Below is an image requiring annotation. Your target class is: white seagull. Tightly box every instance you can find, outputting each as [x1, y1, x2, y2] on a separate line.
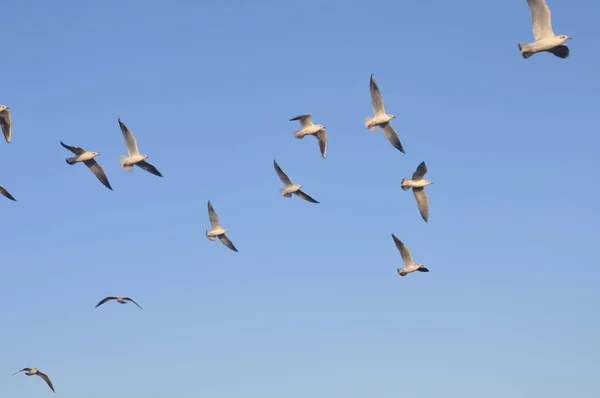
[391, 234, 429, 277]
[401, 161, 434, 222]
[289, 114, 327, 158]
[118, 118, 163, 177]
[364, 74, 405, 153]
[518, 0, 571, 59]
[0, 104, 11, 143]
[60, 141, 113, 191]
[273, 160, 319, 203]
[0, 185, 16, 201]
[206, 200, 238, 252]
[95, 296, 143, 309]
[12, 367, 55, 393]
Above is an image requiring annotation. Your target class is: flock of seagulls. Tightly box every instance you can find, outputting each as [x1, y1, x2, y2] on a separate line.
[4, 0, 572, 393]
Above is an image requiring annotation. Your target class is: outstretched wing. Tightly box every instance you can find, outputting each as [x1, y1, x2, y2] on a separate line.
[369, 74, 386, 115]
[289, 114, 313, 129]
[60, 141, 86, 155]
[0, 107, 12, 143]
[12, 368, 30, 376]
[411, 161, 427, 180]
[391, 234, 415, 267]
[118, 119, 140, 156]
[218, 234, 238, 252]
[83, 159, 113, 190]
[123, 297, 143, 310]
[527, 0, 554, 40]
[413, 188, 429, 222]
[380, 122, 405, 153]
[316, 130, 327, 158]
[36, 371, 55, 393]
[273, 160, 293, 187]
[135, 160, 163, 177]
[0, 185, 16, 201]
[95, 296, 117, 308]
[295, 190, 319, 204]
[547, 44, 569, 58]
[207, 200, 221, 228]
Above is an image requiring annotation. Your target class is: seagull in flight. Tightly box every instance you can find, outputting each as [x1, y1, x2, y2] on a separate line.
[401, 161, 434, 222]
[0, 185, 16, 201]
[364, 74, 405, 153]
[0, 104, 12, 143]
[118, 118, 163, 177]
[273, 160, 319, 203]
[518, 0, 571, 59]
[391, 234, 430, 277]
[12, 367, 55, 393]
[95, 296, 143, 310]
[206, 200, 238, 252]
[289, 114, 327, 158]
[60, 141, 113, 191]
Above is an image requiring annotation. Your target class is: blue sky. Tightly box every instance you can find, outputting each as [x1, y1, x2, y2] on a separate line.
[1, 0, 599, 396]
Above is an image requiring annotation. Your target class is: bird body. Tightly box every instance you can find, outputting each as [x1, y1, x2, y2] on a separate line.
[400, 178, 433, 189]
[65, 151, 98, 165]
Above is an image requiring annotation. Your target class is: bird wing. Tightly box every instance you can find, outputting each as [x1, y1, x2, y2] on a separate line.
[12, 368, 30, 376]
[527, 0, 554, 40]
[392, 234, 415, 267]
[36, 371, 55, 393]
[413, 187, 429, 222]
[0, 185, 16, 201]
[289, 114, 313, 129]
[60, 141, 86, 155]
[273, 160, 293, 187]
[95, 296, 117, 307]
[218, 234, 238, 252]
[207, 200, 221, 228]
[83, 159, 113, 191]
[369, 74, 386, 115]
[135, 160, 163, 177]
[316, 129, 327, 158]
[0, 107, 11, 143]
[118, 119, 140, 156]
[123, 297, 143, 310]
[295, 189, 319, 204]
[411, 161, 427, 180]
[547, 44, 569, 58]
[380, 122, 405, 153]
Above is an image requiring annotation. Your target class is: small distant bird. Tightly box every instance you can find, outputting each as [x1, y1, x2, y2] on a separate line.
[518, 0, 571, 59]
[118, 118, 163, 177]
[12, 367, 55, 393]
[289, 114, 327, 158]
[206, 200, 238, 252]
[391, 234, 429, 277]
[401, 161, 434, 222]
[0, 104, 11, 143]
[60, 141, 113, 191]
[0, 185, 16, 201]
[95, 296, 143, 309]
[273, 160, 319, 203]
[364, 74, 405, 153]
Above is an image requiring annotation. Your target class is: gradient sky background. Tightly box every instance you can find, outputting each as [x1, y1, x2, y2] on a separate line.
[1, 1, 598, 397]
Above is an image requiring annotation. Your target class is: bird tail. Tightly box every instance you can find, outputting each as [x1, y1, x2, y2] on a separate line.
[365, 116, 378, 132]
[397, 268, 407, 277]
[293, 130, 304, 139]
[206, 229, 216, 241]
[65, 157, 77, 165]
[518, 43, 533, 59]
[280, 189, 292, 198]
[120, 155, 134, 171]
[400, 178, 410, 191]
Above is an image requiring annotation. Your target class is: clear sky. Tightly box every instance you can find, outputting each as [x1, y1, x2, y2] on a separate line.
[1, 0, 599, 397]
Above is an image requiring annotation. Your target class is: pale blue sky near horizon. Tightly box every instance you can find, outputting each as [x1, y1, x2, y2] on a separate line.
[1, 1, 599, 397]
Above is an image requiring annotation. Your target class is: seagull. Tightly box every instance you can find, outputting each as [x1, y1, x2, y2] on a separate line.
[391, 234, 429, 277]
[118, 118, 163, 177]
[0, 104, 11, 143]
[273, 160, 319, 203]
[60, 141, 113, 191]
[12, 368, 55, 393]
[206, 200, 238, 252]
[289, 114, 327, 158]
[518, 0, 571, 59]
[364, 74, 405, 153]
[95, 296, 143, 309]
[0, 185, 16, 201]
[401, 161, 434, 222]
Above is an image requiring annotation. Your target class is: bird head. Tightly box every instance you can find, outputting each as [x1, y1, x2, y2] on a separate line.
[141, 154, 149, 159]
[0, 105, 8, 112]
[559, 35, 572, 42]
[90, 152, 100, 158]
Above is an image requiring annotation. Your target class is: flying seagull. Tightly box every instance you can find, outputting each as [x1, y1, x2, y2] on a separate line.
[206, 200, 238, 252]
[391, 234, 429, 277]
[95, 296, 143, 309]
[401, 161, 434, 222]
[273, 160, 319, 203]
[60, 141, 113, 191]
[0, 104, 11, 143]
[0, 185, 16, 201]
[118, 118, 163, 177]
[364, 74, 405, 153]
[518, 0, 571, 59]
[12, 368, 55, 393]
[289, 114, 327, 158]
